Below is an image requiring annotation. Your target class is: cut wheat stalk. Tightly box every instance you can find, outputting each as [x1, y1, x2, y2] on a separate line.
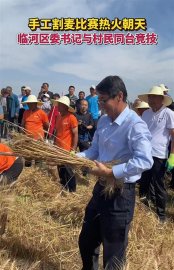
[8, 133, 123, 196]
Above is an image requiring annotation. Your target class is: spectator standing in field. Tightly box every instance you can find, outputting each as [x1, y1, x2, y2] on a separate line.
[86, 85, 99, 137]
[75, 99, 93, 151]
[18, 86, 26, 126]
[160, 83, 174, 190]
[41, 93, 51, 115]
[76, 91, 86, 112]
[6, 86, 20, 131]
[54, 96, 78, 192]
[134, 100, 149, 116]
[38, 82, 54, 100]
[0, 88, 9, 138]
[48, 94, 60, 138]
[138, 86, 174, 222]
[66, 85, 78, 110]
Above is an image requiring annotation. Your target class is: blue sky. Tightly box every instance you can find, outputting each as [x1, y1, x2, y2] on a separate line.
[0, 0, 174, 101]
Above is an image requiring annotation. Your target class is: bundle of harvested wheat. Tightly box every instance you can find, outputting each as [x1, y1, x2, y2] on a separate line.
[8, 133, 122, 196]
[9, 133, 96, 170]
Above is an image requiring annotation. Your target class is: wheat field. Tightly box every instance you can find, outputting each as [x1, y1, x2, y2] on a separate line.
[0, 166, 173, 270]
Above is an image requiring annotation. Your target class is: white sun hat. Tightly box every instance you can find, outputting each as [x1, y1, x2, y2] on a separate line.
[21, 95, 43, 106]
[134, 101, 150, 109]
[138, 86, 172, 107]
[159, 84, 170, 92]
[52, 96, 75, 112]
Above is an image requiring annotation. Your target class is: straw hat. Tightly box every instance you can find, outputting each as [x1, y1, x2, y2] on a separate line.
[22, 95, 43, 106]
[52, 96, 75, 113]
[138, 86, 172, 107]
[159, 84, 170, 92]
[134, 101, 149, 109]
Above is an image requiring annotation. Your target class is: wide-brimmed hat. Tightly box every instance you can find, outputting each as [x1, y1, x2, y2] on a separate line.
[52, 96, 75, 113]
[159, 84, 170, 92]
[134, 101, 149, 109]
[22, 95, 43, 106]
[138, 86, 172, 107]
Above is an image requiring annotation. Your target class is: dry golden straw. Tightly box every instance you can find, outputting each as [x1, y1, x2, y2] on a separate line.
[8, 133, 122, 196]
[9, 133, 96, 170]
[0, 168, 173, 269]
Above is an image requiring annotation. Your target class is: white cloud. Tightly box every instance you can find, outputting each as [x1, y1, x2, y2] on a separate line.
[0, 0, 174, 101]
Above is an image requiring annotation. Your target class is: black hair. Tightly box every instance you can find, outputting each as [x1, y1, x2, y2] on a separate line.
[96, 75, 127, 102]
[43, 82, 49, 87]
[69, 85, 75, 90]
[53, 93, 60, 98]
[79, 91, 85, 95]
[6, 86, 12, 91]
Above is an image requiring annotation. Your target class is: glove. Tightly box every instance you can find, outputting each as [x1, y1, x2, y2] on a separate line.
[70, 150, 76, 156]
[166, 153, 174, 172]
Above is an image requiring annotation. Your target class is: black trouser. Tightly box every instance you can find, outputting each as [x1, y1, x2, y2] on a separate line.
[139, 156, 167, 221]
[170, 169, 174, 188]
[0, 157, 23, 185]
[18, 108, 25, 126]
[79, 181, 135, 270]
[89, 119, 98, 139]
[58, 166, 76, 192]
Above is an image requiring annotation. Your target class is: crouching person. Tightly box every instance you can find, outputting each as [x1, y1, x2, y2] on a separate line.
[0, 142, 23, 185]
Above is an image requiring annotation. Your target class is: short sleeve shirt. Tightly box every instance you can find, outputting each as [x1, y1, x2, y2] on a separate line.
[0, 144, 16, 174]
[55, 113, 78, 151]
[23, 109, 49, 140]
[142, 106, 174, 158]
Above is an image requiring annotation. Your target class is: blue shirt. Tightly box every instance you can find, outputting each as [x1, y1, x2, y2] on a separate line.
[77, 106, 153, 183]
[86, 95, 99, 120]
[21, 96, 29, 110]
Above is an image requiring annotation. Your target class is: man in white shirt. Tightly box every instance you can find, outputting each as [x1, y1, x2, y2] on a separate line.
[138, 85, 174, 222]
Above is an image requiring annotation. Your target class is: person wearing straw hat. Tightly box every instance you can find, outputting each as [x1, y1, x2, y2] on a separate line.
[54, 96, 78, 192]
[160, 84, 174, 190]
[134, 100, 149, 116]
[21, 95, 49, 140]
[138, 85, 174, 222]
[77, 75, 153, 270]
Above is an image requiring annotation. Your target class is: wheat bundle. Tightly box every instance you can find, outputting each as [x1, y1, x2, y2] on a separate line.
[9, 133, 96, 170]
[7, 133, 123, 196]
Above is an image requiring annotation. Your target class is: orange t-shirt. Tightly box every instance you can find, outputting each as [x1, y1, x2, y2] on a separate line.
[0, 144, 16, 174]
[55, 113, 78, 151]
[23, 109, 49, 140]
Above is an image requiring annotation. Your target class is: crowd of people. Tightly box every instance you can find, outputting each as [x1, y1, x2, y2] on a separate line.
[0, 78, 174, 269]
